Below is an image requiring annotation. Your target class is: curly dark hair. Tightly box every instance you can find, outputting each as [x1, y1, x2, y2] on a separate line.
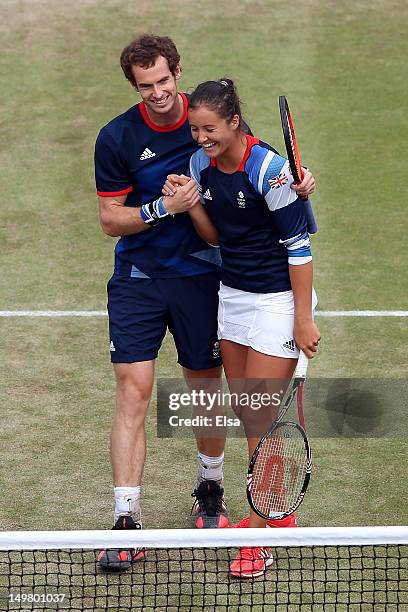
[120, 34, 181, 87]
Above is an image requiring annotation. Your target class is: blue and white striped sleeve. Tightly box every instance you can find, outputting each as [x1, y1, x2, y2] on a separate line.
[189, 149, 210, 203]
[257, 151, 298, 212]
[257, 150, 312, 265]
[248, 145, 317, 235]
[279, 232, 312, 266]
[189, 151, 201, 189]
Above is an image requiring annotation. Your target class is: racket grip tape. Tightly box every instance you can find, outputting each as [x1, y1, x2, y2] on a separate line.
[294, 350, 309, 379]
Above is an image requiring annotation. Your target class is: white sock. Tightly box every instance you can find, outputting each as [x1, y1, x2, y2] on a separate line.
[196, 452, 224, 488]
[114, 486, 141, 524]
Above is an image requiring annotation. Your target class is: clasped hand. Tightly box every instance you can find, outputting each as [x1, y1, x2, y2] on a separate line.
[162, 174, 199, 214]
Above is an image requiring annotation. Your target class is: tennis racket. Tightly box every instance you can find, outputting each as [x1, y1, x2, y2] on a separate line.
[246, 351, 312, 520]
[279, 95, 304, 185]
[279, 95, 318, 233]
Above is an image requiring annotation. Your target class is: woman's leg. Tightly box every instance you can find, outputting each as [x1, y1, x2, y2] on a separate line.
[244, 349, 297, 527]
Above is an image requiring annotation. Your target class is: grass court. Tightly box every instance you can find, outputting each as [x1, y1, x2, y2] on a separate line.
[0, 0, 407, 534]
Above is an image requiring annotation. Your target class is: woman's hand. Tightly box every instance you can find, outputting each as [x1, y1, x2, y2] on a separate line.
[162, 177, 200, 214]
[294, 319, 321, 359]
[291, 168, 315, 197]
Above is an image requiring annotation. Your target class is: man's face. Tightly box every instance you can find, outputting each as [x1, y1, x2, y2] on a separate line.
[132, 55, 180, 118]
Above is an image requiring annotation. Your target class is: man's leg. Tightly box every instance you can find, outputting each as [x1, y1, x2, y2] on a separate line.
[164, 272, 226, 527]
[111, 360, 155, 508]
[98, 360, 155, 570]
[106, 275, 168, 517]
[183, 366, 224, 458]
[183, 365, 229, 528]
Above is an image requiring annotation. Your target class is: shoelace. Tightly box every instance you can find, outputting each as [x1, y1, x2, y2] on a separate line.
[191, 482, 223, 517]
[111, 517, 143, 555]
[112, 516, 142, 530]
[238, 546, 265, 560]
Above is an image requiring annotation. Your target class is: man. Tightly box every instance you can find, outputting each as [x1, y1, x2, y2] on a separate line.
[94, 34, 315, 570]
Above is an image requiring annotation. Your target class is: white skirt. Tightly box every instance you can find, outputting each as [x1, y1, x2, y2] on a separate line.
[217, 283, 318, 358]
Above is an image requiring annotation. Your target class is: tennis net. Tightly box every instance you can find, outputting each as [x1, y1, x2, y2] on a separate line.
[0, 526, 407, 611]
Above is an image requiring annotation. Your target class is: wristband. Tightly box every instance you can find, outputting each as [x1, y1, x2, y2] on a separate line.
[140, 197, 169, 226]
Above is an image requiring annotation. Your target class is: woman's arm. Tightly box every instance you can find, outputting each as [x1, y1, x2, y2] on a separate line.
[255, 151, 320, 358]
[188, 201, 219, 246]
[163, 173, 219, 246]
[289, 262, 320, 358]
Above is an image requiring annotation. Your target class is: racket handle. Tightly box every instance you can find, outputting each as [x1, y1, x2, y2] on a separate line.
[294, 350, 309, 380]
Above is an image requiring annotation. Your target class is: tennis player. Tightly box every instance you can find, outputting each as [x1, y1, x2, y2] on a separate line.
[95, 34, 316, 571]
[163, 78, 320, 578]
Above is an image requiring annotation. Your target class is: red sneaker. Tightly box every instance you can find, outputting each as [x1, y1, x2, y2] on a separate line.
[266, 513, 299, 528]
[229, 546, 273, 578]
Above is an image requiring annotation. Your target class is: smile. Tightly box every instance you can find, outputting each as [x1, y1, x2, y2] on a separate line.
[202, 142, 217, 149]
[152, 95, 170, 106]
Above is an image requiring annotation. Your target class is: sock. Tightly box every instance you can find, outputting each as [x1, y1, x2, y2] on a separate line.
[114, 486, 141, 525]
[196, 452, 224, 488]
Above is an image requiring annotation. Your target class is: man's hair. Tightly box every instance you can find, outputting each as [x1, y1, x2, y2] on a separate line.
[120, 34, 180, 87]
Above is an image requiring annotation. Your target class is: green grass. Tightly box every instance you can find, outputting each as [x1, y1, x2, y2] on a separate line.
[0, 317, 406, 532]
[0, 1, 407, 602]
[1, 0, 407, 309]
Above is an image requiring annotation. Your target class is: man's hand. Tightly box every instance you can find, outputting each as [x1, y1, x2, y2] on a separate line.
[163, 177, 200, 214]
[291, 168, 315, 198]
[162, 174, 190, 196]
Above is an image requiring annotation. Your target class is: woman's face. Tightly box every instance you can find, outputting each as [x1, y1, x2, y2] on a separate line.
[189, 105, 240, 159]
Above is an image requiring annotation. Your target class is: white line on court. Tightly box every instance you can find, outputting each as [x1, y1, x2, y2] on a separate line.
[0, 311, 407, 318]
[317, 311, 408, 317]
[0, 311, 107, 317]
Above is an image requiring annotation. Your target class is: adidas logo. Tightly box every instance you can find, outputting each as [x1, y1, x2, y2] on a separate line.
[283, 339, 295, 351]
[203, 189, 213, 200]
[139, 148, 156, 160]
[110, 341, 116, 352]
[237, 191, 246, 208]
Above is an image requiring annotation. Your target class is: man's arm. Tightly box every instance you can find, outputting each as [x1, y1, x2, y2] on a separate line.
[99, 194, 147, 237]
[98, 180, 201, 237]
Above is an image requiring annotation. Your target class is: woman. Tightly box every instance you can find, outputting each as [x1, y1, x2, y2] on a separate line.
[164, 79, 320, 578]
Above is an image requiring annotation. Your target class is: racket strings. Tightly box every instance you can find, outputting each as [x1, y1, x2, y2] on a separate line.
[277, 389, 295, 421]
[251, 427, 308, 517]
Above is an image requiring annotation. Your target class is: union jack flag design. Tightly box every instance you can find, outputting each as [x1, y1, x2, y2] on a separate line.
[268, 173, 288, 189]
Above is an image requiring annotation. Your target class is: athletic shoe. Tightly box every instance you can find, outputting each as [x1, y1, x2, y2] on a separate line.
[191, 480, 229, 528]
[98, 514, 146, 571]
[229, 546, 273, 578]
[267, 513, 299, 528]
[229, 513, 298, 529]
